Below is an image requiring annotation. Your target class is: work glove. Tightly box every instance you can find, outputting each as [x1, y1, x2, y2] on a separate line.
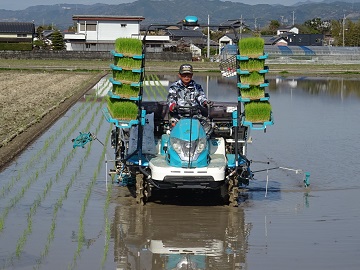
[203, 100, 213, 107]
[169, 102, 177, 112]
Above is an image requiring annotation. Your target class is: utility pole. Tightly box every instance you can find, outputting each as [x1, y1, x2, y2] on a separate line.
[292, 11, 295, 26]
[239, 15, 243, 40]
[207, 14, 210, 59]
[342, 14, 346, 47]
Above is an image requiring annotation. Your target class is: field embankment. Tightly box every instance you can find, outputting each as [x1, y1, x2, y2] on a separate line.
[0, 70, 105, 169]
[1, 58, 360, 74]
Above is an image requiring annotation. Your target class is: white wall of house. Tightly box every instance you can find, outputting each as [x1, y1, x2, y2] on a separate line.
[77, 20, 140, 41]
[218, 35, 234, 55]
[277, 26, 299, 36]
[190, 44, 202, 57]
[65, 16, 144, 51]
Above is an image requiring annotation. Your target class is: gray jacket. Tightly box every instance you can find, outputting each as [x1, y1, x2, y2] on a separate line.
[167, 79, 208, 108]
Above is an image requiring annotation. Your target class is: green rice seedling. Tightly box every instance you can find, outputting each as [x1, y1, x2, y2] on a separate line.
[239, 59, 265, 72]
[144, 76, 156, 101]
[114, 57, 142, 69]
[151, 74, 167, 100]
[107, 97, 139, 120]
[32, 91, 107, 270]
[244, 101, 272, 122]
[70, 126, 111, 270]
[0, 98, 89, 200]
[113, 69, 141, 83]
[115, 38, 142, 56]
[112, 83, 140, 98]
[101, 173, 113, 269]
[240, 85, 265, 100]
[238, 37, 264, 58]
[12, 99, 106, 258]
[240, 72, 265, 85]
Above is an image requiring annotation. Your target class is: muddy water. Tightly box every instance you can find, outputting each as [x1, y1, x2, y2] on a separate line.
[0, 74, 359, 269]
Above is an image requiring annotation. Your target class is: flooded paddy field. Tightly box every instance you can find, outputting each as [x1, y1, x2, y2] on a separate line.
[0, 73, 359, 269]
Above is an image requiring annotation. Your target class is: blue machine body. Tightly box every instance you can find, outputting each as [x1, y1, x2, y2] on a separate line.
[166, 118, 209, 168]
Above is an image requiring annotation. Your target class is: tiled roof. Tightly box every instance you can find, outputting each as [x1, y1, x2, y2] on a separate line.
[166, 29, 205, 38]
[0, 22, 35, 33]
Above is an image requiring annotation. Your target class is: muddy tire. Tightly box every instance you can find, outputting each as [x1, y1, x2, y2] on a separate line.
[228, 178, 239, 207]
[135, 174, 145, 205]
[219, 183, 229, 204]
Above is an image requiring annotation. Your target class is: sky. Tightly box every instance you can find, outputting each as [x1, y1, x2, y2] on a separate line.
[0, 0, 329, 11]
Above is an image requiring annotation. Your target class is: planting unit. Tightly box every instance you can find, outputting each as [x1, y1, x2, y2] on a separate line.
[104, 38, 145, 127]
[237, 38, 274, 130]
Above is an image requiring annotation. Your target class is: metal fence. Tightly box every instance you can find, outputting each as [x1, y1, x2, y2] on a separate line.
[220, 44, 360, 64]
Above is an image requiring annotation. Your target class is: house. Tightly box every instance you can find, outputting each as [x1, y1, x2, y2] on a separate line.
[284, 33, 324, 46]
[263, 36, 288, 46]
[165, 29, 205, 42]
[0, 22, 35, 50]
[277, 26, 299, 36]
[64, 15, 145, 51]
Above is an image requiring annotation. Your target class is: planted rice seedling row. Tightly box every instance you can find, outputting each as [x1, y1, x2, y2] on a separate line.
[70, 125, 111, 270]
[0, 94, 95, 201]
[100, 172, 114, 269]
[150, 74, 168, 99]
[30, 97, 107, 269]
[34, 135, 94, 270]
[2, 98, 106, 263]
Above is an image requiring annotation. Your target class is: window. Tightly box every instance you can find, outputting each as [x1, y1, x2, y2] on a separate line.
[121, 24, 127, 27]
[86, 24, 96, 31]
[17, 34, 27, 37]
[79, 23, 96, 31]
[86, 44, 91, 48]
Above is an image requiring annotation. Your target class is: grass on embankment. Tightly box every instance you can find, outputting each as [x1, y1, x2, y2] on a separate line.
[1, 59, 360, 75]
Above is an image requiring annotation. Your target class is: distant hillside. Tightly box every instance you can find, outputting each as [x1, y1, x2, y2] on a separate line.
[0, 0, 359, 30]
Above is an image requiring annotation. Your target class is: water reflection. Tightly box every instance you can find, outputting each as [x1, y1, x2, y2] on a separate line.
[270, 76, 360, 100]
[152, 73, 360, 102]
[112, 201, 250, 270]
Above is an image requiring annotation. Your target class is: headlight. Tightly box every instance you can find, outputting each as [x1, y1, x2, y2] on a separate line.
[196, 138, 206, 153]
[171, 138, 182, 153]
[170, 137, 206, 158]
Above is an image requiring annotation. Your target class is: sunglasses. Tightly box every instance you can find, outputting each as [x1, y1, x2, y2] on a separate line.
[180, 73, 193, 78]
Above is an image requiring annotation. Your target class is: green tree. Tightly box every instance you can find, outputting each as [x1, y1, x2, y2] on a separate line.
[302, 18, 331, 34]
[330, 19, 360, 46]
[260, 20, 280, 35]
[51, 30, 65, 50]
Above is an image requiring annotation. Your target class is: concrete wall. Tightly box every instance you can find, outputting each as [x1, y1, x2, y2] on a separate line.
[0, 50, 192, 61]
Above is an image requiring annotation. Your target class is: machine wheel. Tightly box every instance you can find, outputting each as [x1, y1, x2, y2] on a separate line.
[228, 177, 239, 207]
[135, 174, 146, 205]
[219, 183, 229, 204]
